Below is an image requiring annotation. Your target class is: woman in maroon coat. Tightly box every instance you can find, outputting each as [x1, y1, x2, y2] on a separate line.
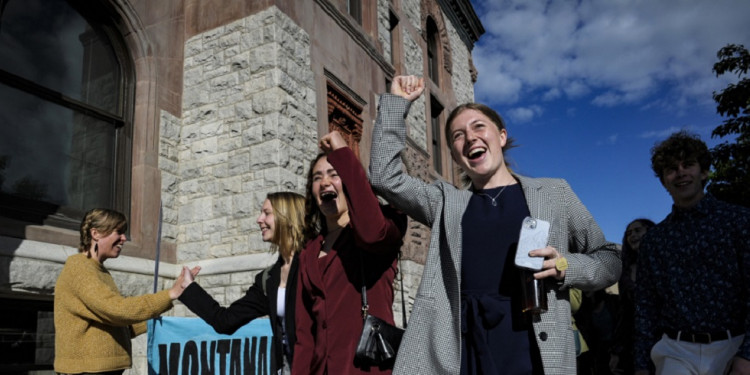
[292, 131, 407, 375]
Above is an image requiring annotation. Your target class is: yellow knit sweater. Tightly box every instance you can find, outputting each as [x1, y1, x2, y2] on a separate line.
[54, 253, 173, 373]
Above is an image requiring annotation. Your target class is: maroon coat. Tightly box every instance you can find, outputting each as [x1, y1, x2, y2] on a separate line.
[293, 147, 406, 375]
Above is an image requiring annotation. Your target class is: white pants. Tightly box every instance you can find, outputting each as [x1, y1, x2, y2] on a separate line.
[651, 333, 744, 375]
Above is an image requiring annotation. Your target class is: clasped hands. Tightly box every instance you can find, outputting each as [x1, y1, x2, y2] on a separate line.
[168, 265, 202, 299]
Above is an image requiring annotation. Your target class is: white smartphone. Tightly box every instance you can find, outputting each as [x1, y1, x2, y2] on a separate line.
[514, 217, 550, 271]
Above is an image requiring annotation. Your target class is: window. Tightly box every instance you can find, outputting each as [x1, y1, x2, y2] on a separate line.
[430, 96, 444, 174]
[0, 0, 131, 228]
[348, 0, 362, 24]
[388, 11, 399, 66]
[426, 17, 440, 86]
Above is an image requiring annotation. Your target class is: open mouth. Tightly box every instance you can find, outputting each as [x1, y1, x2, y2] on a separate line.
[320, 191, 337, 202]
[467, 147, 486, 160]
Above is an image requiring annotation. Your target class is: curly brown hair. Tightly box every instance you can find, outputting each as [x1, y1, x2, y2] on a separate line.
[650, 130, 711, 184]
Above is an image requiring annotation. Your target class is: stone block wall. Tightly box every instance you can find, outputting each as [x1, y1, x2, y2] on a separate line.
[161, 6, 318, 266]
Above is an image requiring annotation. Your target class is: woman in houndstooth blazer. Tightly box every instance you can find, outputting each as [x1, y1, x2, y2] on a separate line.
[369, 76, 621, 375]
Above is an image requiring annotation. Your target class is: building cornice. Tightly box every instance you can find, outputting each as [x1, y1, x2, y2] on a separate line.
[437, 0, 485, 49]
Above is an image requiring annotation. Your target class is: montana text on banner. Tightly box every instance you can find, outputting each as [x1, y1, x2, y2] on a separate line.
[147, 316, 273, 375]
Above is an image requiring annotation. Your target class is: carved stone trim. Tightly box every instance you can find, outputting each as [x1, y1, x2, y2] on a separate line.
[326, 80, 364, 157]
[421, 0, 453, 75]
[469, 54, 478, 83]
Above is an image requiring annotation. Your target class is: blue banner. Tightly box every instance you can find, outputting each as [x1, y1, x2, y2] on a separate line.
[147, 317, 273, 375]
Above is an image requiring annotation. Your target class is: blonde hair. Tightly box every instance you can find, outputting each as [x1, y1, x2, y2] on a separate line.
[79, 208, 128, 254]
[266, 192, 307, 259]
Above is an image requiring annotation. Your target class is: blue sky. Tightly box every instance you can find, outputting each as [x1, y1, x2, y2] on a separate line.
[469, 0, 750, 243]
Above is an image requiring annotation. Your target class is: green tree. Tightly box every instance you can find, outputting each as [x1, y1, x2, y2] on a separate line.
[707, 44, 750, 207]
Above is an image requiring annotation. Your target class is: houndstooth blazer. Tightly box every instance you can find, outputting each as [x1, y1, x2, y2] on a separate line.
[369, 94, 621, 375]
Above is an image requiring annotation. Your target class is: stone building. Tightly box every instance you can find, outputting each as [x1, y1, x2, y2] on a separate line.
[0, 0, 483, 373]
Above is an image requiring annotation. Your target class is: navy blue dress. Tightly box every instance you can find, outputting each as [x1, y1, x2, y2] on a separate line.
[460, 184, 543, 375]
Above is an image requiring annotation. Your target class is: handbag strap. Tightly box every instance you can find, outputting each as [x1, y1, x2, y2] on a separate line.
[359, 254, 369, 319]
[398, 252, 407, 328]
[359, 251, 407, 328]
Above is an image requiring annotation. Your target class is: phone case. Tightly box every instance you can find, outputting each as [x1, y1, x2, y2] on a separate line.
[514, 217, 550, 271]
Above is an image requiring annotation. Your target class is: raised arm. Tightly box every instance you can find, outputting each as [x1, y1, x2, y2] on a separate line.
[320, 133, 405, 253]
[368, 75, 443, 226]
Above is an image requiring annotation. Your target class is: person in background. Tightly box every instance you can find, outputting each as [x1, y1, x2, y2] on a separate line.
[634, 131, 750, 375]
[369, 75, 621, 374]
[577, 289, 619, 375]
[292, 131, 406, 375]
[610, 218, 654, 374]
[54, 208, 193, 375]
[571, 288, 592, 374]
[180, 192, 307, 375]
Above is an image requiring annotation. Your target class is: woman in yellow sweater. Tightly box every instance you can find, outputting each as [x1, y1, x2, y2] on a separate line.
[54, 208, 192, 375]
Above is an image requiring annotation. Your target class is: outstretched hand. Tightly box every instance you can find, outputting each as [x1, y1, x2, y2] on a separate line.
[391, 75, 425, 102]
[319, 131, 348, 154]
[169, 265, 201, 299]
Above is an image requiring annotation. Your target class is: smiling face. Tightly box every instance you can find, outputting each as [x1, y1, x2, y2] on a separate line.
[92, 228, 127, 263]
[448, 108, 508, 188]
[661, 159, 707, 208]
[256, 199, 275, 243]
[625, 221, 649, 251]
[311, 156, 349, 224]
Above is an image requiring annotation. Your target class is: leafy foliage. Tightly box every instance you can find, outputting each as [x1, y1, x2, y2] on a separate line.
[707, 44, 750, 207]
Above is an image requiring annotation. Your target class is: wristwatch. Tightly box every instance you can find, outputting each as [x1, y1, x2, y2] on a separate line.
[555, 257, 568, 272]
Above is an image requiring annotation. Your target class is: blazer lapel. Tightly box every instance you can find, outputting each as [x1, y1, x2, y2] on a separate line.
[305, 235, 326, 292]
[516, 174, 546, 220]
[443, 185, 471, 275]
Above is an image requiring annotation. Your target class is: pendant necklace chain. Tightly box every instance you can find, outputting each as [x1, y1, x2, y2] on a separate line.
[476, 185, 508, 206]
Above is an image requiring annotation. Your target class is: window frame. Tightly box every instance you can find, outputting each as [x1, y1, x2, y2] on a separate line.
[426, 17, 440, 87]
[430, 95, 444, 175]
[0, 0, 134, 231]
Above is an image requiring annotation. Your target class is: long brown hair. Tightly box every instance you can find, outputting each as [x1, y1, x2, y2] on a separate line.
[266, 192, 306, 259]
[304, 153, 327, 240]
[79, 208, 128, 255]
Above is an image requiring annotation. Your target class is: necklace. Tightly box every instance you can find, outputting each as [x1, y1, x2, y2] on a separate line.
[475, 185, 508, 206]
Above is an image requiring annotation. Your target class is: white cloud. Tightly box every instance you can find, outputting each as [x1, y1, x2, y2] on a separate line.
[506, 105, 544, 123]
[563, 80, 590, 99]
[542, 88, 561, 101]
[471, 0, 750, 111]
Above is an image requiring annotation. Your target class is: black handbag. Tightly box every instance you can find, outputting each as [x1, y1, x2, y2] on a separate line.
[354, 254, 406, 366]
